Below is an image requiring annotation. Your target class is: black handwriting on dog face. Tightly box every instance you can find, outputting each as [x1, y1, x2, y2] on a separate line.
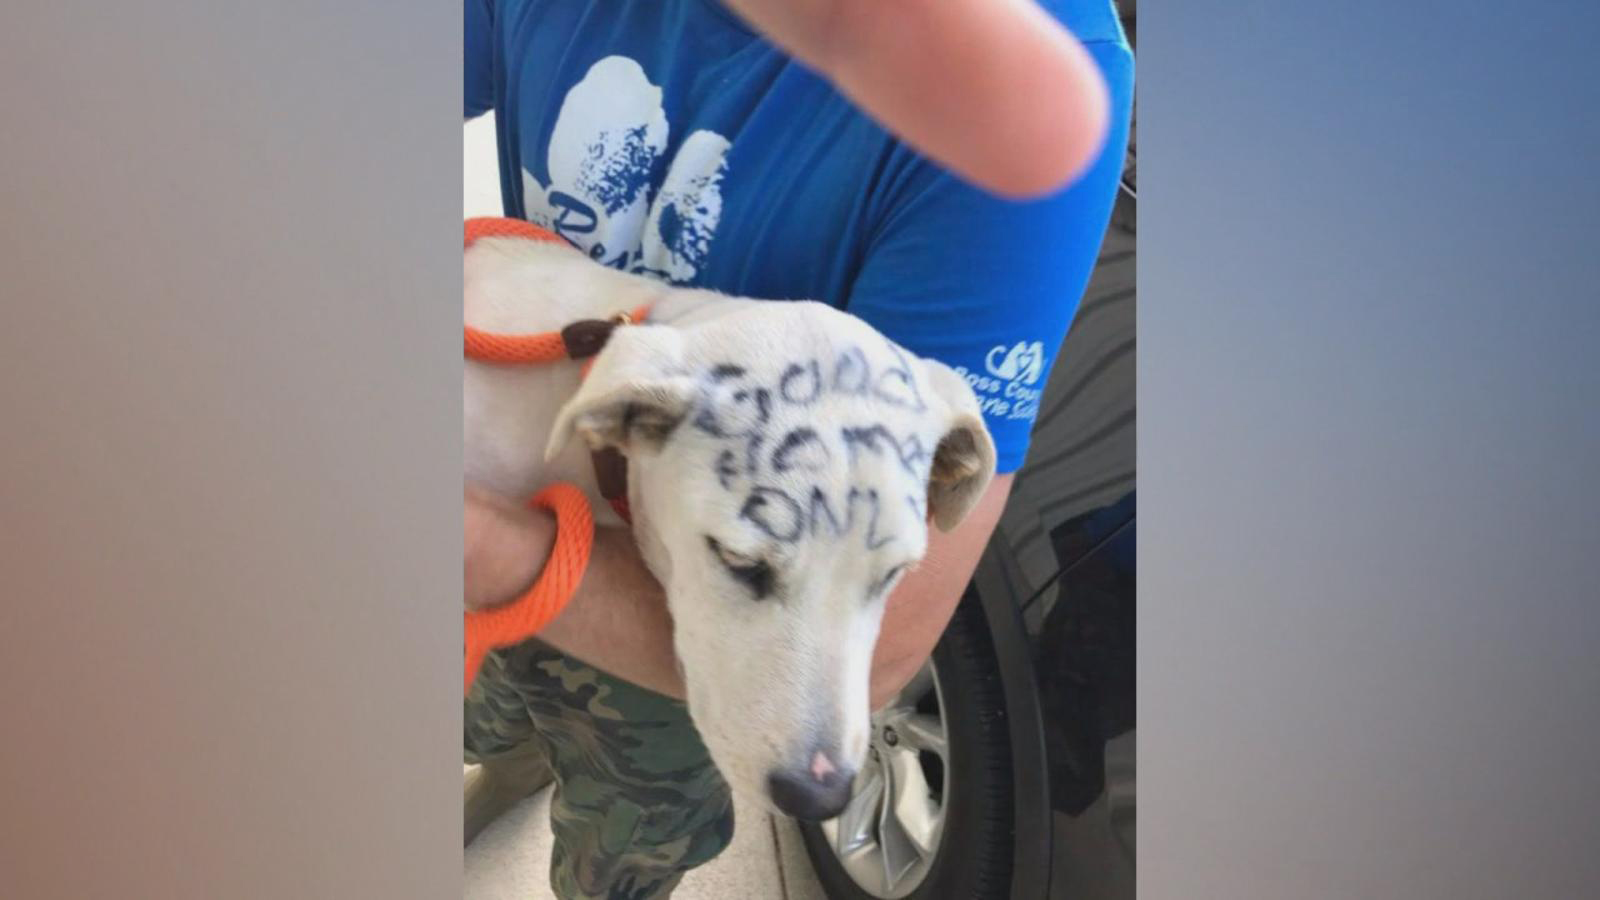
[699, 344, 925, 430]
[739, 484, 897, 550]
[831, 347, 872, 396]
[871, 344, 927, 411]
[740, 486, 805, 544]
[715, 448, 740, 491]
[712, 420, 930, 491]
[840, 425, 931, 479]
[778, 360, 823, 406]
[905, 492, 925, 521]
[825, 344, 927, 412]
[694, 365, 772, 439]
[696, 346, 933, 551]
[771, 427, 830, 473]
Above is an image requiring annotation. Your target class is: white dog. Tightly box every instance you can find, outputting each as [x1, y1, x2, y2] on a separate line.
[465, 234, 995, 820]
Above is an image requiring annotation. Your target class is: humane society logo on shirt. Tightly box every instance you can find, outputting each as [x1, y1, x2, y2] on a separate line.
[953, 340, 1048, 422]
[521, 56, 731, 284]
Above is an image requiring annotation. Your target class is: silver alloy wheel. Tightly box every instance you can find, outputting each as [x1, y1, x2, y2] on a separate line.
[820, 660, 949, 898]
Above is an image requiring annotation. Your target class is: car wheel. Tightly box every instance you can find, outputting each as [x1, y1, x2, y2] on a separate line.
[799, 591, 1015, 898]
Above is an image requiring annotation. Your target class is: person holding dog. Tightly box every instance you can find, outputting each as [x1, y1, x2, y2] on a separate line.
[463, 0, 1134, 895]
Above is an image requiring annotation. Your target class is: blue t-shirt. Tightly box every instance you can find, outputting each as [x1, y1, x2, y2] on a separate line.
[465, 0, 1133, 474]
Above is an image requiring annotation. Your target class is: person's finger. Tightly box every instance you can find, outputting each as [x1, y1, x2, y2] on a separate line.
[722, 0, 1110, 199]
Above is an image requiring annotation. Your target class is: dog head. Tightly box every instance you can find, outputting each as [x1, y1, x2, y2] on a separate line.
[546, 300, 995, 819]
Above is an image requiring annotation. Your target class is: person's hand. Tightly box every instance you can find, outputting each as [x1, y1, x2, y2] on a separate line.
[720, 0, 1110, 199]
[464, 483, 556, 611]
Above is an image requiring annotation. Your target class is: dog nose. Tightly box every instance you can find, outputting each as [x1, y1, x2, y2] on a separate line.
[767, 752, 856, 822]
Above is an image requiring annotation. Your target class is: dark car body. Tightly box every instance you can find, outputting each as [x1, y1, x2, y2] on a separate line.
[972, 90, 1136, 899]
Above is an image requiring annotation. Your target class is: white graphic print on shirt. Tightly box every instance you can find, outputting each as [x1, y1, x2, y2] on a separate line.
[522, 56, 731, 284]
[952, 340, 1048, 421]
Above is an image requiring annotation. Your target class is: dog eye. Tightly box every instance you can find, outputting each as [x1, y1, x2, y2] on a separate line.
[705, 536, 776, 600]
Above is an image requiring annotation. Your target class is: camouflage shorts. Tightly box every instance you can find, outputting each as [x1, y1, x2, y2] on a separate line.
[465, 640, 735, 900]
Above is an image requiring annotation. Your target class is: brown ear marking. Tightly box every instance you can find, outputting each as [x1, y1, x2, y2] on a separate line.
[919, 358, 999, 531]
[560, 319, 622, 359]
[590, 447, 629, 501]
[545, 325, 694, 464]
[931, 428, 985, 484]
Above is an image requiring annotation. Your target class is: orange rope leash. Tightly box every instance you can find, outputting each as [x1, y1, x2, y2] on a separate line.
[463, 217, 648, 366]
[463, 483, 595, 694]
[463, 217, 653, 692]
[464, 217, 572, 363]
[463, 217, 602, 694]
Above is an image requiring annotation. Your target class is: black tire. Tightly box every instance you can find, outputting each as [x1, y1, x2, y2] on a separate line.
[799, 588, 1015, 898]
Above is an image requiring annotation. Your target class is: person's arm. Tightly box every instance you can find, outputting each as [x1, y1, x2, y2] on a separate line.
[464, 483, 680, 697]
[464, 482, 552, 611]
[868, 473, 1011, 708]
[464, 475, 1010, 704]
[718, 0, 1109, 199]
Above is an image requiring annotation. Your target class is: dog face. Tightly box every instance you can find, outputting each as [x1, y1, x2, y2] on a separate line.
[546, 301, 995, 819]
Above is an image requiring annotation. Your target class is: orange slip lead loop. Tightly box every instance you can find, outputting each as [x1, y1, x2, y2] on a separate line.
[464, 483, 595, 695]
[464, 217, 568, 364]
[464, 216, 565, 248]
[463, 217, 647, 365]
[462, 217, 647, 692]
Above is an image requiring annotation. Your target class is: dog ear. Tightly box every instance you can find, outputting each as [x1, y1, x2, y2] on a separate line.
[545, 325, 696, 461]
[922, 359, 999, 531]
